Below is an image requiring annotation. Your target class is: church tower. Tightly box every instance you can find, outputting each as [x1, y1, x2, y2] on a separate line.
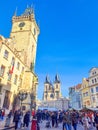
[43, 76, 54, 101]
[54, 74, 62, 99]
[10, 7, 40, 69]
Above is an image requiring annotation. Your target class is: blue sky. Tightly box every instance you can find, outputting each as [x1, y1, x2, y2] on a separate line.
[0, 0, 98, 99]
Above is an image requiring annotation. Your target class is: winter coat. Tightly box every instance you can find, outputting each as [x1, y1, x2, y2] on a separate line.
[94, 115, 98, 124]
[23, 113, 30, 123]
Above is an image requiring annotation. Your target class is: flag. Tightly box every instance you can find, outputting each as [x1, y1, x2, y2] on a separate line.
[9, 65, 14, 74]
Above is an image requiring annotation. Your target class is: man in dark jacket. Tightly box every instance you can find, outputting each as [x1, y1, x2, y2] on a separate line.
[14, 111, 20, 130]
[23, 111, 30, 128]
[94, 113, 98, 130]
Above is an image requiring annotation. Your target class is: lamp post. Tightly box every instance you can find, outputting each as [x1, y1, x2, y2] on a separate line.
[30, 92, 36, 112]
[18, 91, 28, 110]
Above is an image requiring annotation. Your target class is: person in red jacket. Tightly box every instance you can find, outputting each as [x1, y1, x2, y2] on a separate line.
[32, 109, 36, 117]
[2, 109, 5, 120]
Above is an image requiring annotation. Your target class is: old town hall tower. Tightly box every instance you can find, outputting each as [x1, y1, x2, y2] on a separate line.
[10, 7, 40, 69]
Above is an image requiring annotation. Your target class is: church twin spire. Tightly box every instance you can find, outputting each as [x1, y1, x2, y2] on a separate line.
[45, 74, 60, 84]
[43, 74, 61, 101]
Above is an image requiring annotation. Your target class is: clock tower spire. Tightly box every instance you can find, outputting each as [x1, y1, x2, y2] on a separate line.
[10, 7, 40, 70]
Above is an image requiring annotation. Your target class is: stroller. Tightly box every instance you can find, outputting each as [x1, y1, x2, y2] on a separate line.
[45, 121, 51, 128]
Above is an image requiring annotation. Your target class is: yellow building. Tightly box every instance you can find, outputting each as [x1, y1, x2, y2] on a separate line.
[81, 78, 91, 108]
[0, 7, 39, 112]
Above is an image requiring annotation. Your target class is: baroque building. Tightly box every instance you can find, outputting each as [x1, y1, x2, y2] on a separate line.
[0, 7, 40, 112]
[43, 74, 62, 101]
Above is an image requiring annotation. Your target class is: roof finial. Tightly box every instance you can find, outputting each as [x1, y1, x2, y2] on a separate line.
[14, 7, 17, 16]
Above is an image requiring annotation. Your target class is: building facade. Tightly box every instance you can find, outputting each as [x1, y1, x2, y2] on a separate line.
[69, 84, 82, 110]
[81, 78, 91, 108]
[0, 7, 39, 112]
[88, 67, 98, 108]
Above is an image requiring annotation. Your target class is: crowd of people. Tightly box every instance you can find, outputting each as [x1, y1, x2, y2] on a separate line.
[36, 109, 98, 130]
[1, 108, 98, 130]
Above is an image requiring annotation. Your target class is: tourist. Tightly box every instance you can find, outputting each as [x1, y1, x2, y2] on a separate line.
[94, 113, 98, 130]
[23, 111, 30, 128]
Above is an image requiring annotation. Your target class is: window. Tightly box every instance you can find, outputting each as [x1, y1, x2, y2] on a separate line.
[8, 73, 12, 81]
[45, 95, 47, 100]
[92, 97, 96, 103]
[14, 75, 18, 85]
[17, 62, 20, 70]
[4, 50, 9, 59]
[46, 85, 47, 90]
[49, 85, 51, 90]
[56, 84, 58, 89]
[0, 65, 5, 77]
[86, 92, 88, 96]
[96, 87, 98, 92]
[95, 78, 97, 83]
[91, 88, 94, 93]
[11, 57, 15, 66]
[92, 79, 94, 84]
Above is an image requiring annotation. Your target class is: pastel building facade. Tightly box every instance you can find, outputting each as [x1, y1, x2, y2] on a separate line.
[69, 84, 82, 110]
[81, 78, 91, 108]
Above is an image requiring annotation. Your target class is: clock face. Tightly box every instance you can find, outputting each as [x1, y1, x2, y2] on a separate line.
[19, 22, 25, 27]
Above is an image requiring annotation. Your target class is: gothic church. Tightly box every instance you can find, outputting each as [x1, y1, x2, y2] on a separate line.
[43, 74, 62, 101]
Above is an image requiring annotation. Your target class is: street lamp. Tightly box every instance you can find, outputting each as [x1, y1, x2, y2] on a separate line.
[18, 91, 28, 110]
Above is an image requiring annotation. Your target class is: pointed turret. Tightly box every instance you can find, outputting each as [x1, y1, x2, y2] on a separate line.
[54, 74, 60, 83]
[45, 75, 50, 84]
[14, 7, 17, 16]
[22, 6, 34, 16]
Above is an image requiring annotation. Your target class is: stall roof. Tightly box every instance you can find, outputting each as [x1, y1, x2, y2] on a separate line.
[38, 107, 57, 111]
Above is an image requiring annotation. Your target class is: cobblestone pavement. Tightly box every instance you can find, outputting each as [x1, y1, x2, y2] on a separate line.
[39, 121, 97, 130]
[0, 119, 97, 130]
